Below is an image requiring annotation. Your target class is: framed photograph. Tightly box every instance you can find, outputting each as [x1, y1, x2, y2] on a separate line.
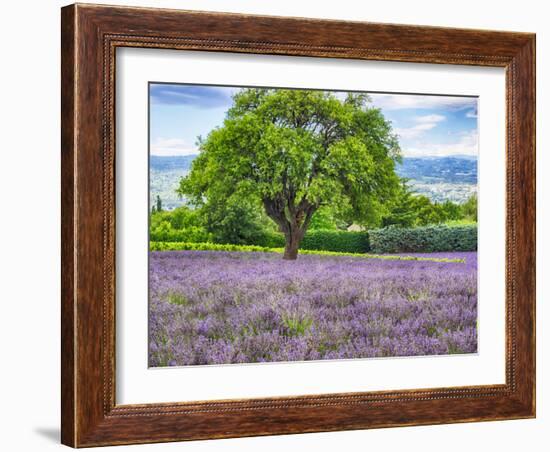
[61, 3, 536, 447]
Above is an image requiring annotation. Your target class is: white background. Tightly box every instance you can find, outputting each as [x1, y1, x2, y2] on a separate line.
[0, 0, 546, 451]
[117, 49, 505, 404]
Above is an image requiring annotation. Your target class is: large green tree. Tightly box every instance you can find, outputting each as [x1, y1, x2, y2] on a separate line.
[178, 88, 401, 259]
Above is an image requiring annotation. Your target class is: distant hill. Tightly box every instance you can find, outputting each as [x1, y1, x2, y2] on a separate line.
[395, 156, 477, 204]
[396, 156, 477, 184]
[150, 155, 197, 171]
[150, 154, 477, 210]
[149, 156, 195, 211]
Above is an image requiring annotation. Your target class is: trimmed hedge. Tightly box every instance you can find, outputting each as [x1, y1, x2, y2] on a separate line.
[150, 241, 464, 263]
[149, 228, 213, 243]
[301, 230, 370, 253]
[150, 225, 476, 254]
[254, 229, 370, 253]
[153, 228, 371, 254]
[253, 231, 286, 248]
[150, 241, 271, 253]
[369, 224, 477, 254]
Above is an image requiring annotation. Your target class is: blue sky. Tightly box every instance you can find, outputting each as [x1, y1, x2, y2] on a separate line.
[149, 84, 478, 158]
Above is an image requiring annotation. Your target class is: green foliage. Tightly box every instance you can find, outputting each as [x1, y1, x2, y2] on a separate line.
[165, 293, 189, 306]
[151, 227, 369, 254]
[381, 183, 418, 227]
[155, 195, 163, 213]
[445, 219, 477, 227]
[178, 88, 401, 257]
[149, 227, 213, 243]
[460, 194, 478, 221]
[308, 206, 339, 230]
[150, 205, 202, 230]
[252, 230, 286, 248]
[230, 229, 369, 253]
[149, 205, 212, 243]
[369, 224, 477, 253]
[440, 200, 462, 221]
[150, 241, 272, 253]
[410, 197, 448, 226]
[148, 203, 476, 255]
[199, 196, 268, 245]
[281, 314, 313, 337]
[149, 241, 465, 263]
[382, 183, 467, 228]
[301, 230, 370, 253]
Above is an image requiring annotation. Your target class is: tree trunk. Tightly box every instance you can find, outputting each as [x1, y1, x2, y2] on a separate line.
[283, 229, 302, 260]
[262, 196, 317, 261]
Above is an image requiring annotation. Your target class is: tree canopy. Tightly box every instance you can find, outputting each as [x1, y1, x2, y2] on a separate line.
[178, 88, 402, 259]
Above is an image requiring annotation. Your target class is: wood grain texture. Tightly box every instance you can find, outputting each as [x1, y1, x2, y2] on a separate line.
[60, 5, 76, 447]
[61, 3, 536, 447]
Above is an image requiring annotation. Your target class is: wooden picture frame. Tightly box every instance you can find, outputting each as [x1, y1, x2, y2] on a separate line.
[61, 3, 535, 447]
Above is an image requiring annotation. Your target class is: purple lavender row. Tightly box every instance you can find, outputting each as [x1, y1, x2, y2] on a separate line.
[149, 251, 477, 366]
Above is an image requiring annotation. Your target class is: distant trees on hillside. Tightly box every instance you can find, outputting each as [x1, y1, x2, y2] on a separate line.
[381, 183, 477, 228]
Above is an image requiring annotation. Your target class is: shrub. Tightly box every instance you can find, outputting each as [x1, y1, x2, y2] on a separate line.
[252, 229, 370, 253]
[150, 206, 202, 230]
[369, 224, 477, 253]
[445, 219, 477, 227]
[149, 227, 213, 243]
[149, 241, 464, 263]
[150, 241, 272, 253]
[199, 197, 269, 245]
[301, 230, 370, 253]
[252, 231, 286, 248]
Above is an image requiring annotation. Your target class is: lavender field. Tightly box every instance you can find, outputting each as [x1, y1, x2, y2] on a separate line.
[149, 251, 477, 367]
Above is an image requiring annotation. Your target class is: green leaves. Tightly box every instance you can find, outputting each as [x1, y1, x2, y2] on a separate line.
[381, 183, 470, 228]
[369, 224, 477, 254]
[178, 88, 402, 254]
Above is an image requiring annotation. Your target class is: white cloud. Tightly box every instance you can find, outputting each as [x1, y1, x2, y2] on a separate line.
[414, 114, 446, 123]
[370, 94, 476, 111]
[466, 109, 478, 118]
[150, 138, 198, 156]
[402, 130, 478, 157]
[394, 114, 446, 139]
[395, 123, 437, 139]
